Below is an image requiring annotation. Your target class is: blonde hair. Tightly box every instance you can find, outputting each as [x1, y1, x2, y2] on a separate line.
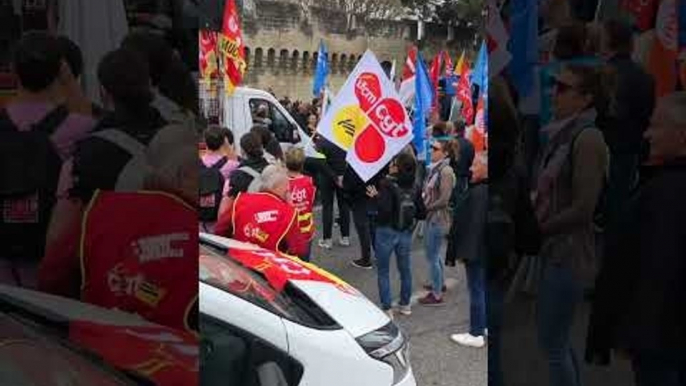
[285, 147, 305, 172]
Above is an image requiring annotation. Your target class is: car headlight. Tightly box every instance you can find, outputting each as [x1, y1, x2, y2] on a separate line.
[356, 322, 411, 385]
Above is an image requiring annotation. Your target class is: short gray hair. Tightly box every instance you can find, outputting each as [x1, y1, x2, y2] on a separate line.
[143, 125, 197, 199]
[260, 164, 289, 192]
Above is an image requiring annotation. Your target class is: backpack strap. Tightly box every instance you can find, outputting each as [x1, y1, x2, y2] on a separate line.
[0, 105, 69, 135]
[32, 105, 70, 135]
[238, 165, 261, 179]
[211, 157, 229, 170]
[91, 129, 146, 158]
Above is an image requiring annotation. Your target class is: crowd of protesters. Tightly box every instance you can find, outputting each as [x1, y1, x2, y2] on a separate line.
[1, 30, 199, 333]
[202, 63, 491, 363]
[487, 2, 685, 383]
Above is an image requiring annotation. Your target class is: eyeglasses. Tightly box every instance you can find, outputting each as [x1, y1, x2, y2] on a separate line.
[431, 145, 442, 152]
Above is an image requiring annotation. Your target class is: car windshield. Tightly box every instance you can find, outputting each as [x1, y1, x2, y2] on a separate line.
[199, 241, 339, 329]
[0, 313, 146, 385]
[199, 243, 295, 318]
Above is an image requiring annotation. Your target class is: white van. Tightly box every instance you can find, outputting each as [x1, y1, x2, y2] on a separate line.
[222, 87, 308, 157]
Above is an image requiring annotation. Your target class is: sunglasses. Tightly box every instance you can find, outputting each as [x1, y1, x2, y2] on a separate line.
[431, 145, 443, 152]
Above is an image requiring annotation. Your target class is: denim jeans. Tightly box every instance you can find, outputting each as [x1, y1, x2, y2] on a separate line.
[374, 227, 413, 310]
[424, 221, 446, 297]
[487, 282, 504, 386]
[632, 354, 686, 386]
[537, 264, 584, 386]
[466, 260, 486, 336]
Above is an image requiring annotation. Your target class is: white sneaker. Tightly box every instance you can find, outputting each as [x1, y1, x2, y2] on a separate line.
[384, 309, 394, 321]
[339, 237, 350, 247]
[450, 333, 485, 348]
[397, 304, 412, 316]
[318, 239, 332, 249]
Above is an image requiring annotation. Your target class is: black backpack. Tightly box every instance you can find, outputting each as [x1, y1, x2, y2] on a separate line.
[0, 105, 69, 263]
[392, 181, 423, 232]
[199, 157, 228, 222]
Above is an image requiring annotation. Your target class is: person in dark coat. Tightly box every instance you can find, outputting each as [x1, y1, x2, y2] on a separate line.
[586, 92, 686, 386]
[315, 136, 351, 249]
[342, 164, 385, 269]
[446, 123, 476, 267]
[598, 19, 655, 232]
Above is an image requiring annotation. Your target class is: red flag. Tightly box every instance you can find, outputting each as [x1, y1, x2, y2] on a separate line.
[69, 322, 198, 386]
[229, 248, 359, 295]
[457, 64, 474, 124]
[429, 52, 442, 91]
[218, 0, 246, 95]
[443, 51, 455, 78]
[402, 45, 418, 80]
[429, 52, 443, 112]
[648, 0, 679, 97]
[399, 45, 418, 105]
[199, 30, 219, 80]
[622, 0, 660, 31]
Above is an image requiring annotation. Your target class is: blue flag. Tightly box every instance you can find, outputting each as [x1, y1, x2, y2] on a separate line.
[472, 41, 488, 92]
[508, 0, 538, 98]
[313, 40, 329, 97]
[414, 52, 434, 164]
[473, 41, 489, 131]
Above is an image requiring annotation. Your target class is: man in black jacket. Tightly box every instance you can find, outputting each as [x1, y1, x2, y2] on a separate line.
[316, 136, 351, 249]
[586, 92, 686, 385]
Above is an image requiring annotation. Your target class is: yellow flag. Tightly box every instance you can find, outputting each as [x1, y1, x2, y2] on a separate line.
[455, 50, 466, 74]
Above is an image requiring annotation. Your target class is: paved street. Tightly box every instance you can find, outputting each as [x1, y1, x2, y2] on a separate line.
[309, 211, 487, 386]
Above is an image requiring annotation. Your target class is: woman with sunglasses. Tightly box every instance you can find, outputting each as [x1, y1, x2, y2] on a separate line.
[532, 64, 609, 386]
[418, 139, 456, 306]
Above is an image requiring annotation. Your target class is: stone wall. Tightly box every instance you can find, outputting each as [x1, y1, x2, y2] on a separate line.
[240, 0, 478, 101]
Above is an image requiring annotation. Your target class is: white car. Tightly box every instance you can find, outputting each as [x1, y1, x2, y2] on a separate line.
[0, 284, 197, 385]
[199, 233, 417, 386]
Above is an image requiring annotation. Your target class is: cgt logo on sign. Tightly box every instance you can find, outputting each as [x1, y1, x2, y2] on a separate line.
[351, 72, 409, 163]
[355, 73, 382, 112]
[370, 98, 408, 138]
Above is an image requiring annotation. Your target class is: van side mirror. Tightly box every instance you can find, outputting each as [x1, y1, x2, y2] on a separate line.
[257, 362, 289, 386]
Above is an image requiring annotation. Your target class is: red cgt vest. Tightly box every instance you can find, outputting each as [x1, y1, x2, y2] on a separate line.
[231, 192, 296, 252]
[288, 175, 316, 242]
[80, 191, 198, 333]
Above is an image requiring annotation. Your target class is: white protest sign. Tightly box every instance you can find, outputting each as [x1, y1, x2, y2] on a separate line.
[316, 50, 414, 182]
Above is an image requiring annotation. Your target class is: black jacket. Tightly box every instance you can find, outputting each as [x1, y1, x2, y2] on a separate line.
[227, 156, 269, 198]
[316, 137, 347, 180]
[373, 173, 425, 229]
[586, 163, 686, 365]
